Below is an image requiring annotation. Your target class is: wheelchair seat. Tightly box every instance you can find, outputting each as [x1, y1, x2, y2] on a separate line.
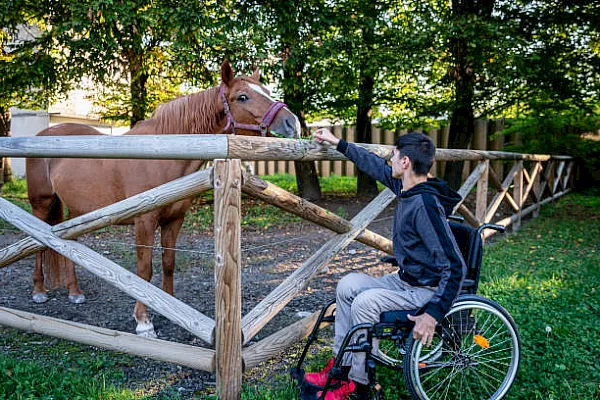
[378, 309, 417, 324]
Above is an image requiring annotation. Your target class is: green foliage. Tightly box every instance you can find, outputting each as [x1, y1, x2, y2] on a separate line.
[0, 4, 73, 111]
[44, 0, 230, 125]
[502, 108, 600, 185]
[0, 177, 31, 230]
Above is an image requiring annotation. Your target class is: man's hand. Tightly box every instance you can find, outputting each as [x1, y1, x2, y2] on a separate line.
[407, 313, 437, 347]
[312, 128, 340, 146]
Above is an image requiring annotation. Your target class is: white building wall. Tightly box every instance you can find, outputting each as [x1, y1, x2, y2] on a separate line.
[9, 107, 50, 177]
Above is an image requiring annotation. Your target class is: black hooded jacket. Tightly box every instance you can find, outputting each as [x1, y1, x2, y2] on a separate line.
[337, 140, 466, 321]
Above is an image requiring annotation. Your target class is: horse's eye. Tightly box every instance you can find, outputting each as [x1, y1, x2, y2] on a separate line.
[237, 94, 249, 102]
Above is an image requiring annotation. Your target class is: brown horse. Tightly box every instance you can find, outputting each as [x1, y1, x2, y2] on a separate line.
[26, 60, 300, 338]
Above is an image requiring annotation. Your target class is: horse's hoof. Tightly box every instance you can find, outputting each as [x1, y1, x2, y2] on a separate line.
[136, 323, 158, 339]
[68, 294, 86, 304]
[32, 293, 49, 303]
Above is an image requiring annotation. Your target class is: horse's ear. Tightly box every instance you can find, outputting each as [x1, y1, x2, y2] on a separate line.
[251, 67, 261, 82]
[221, 60, 235, 86]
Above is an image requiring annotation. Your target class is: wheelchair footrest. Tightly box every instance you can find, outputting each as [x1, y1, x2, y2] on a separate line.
[291, 367, 350, 400]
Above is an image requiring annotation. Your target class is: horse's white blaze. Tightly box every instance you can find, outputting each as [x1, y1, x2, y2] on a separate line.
[248, 83, 277, 102]
[249, 83, 302, 138]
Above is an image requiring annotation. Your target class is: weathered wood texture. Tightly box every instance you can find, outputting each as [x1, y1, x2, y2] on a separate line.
[0, 135, 572, 162]
[213, 160, 243, 400]
[0, 135, 228, 159]
[242, 308, 333, 369]
[484, 188, 571, 239]
[457, 159, 576, 238]
[0, 197, 215, 343]
[0, 168, 213, 269]
[476, 160, 489, 225]
[240, 188, 396, 345]
[0, 306, 215, 372]
[241, 174, 393, 255]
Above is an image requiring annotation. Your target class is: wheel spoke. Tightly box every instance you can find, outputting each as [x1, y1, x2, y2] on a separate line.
[406, 299, 519, 400]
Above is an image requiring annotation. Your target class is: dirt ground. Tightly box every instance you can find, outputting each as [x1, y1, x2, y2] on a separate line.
[0, 195, 403, 397]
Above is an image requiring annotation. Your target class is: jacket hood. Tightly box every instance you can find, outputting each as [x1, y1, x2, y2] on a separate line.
[401, 178, 462, 215]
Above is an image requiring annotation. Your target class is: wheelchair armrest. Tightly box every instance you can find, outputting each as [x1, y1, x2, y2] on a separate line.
[381, 255, 398, 266]
[448, 214, 465, 223]
[477, 223, 506, 235]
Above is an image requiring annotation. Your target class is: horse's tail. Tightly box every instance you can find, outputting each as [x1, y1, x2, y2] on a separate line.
[26, 157, 68, 289]
[39, 199, 69, 289]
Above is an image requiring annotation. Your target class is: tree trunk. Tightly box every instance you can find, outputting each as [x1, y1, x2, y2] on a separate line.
[129, 52, 148, 127]
[354, 3, 379, 198]
[279, 5, 322, 201]
[0, 106, 12, 188]
[443, 0, 477, 190]
[355, 74, 378, 197]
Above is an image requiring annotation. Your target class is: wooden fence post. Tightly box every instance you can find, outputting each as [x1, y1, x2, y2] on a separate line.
[513, 161, 524, 231]
[476, 160, 489, 225]
[428, 128, 439, 176]
[214, 159, 243, 400]
[489, 119, 505, 179]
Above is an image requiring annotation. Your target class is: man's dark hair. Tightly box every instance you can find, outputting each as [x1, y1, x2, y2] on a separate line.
[395, 132, 435, 175]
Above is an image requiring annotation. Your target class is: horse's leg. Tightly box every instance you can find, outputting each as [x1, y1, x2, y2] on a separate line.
[160, 218, 185, 296]
[65, 256, 85, 304]
[29, 196, 64, 303]
[133, 214, 158, 338]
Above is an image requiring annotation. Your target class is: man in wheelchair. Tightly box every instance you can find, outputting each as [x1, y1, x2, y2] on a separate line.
[307, 129, 465, 399]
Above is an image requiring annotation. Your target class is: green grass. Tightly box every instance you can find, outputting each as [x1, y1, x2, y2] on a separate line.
[0, 329, 137, 400]
[263, 173, 386, 196]
[476, 191, 600, 399]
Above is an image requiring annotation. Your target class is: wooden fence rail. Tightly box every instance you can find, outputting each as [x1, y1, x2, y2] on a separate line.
[0, 135, 574, 399]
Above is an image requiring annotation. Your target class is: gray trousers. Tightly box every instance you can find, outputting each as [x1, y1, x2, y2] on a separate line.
[333, 272, 436, 385]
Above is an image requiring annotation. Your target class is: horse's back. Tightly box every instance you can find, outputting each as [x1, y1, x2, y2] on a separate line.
[27, 123, 199, 220]
[35, 123, 105, 137]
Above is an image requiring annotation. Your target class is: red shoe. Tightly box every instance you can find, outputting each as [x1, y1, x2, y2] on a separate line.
[318, 380, 356, 400]
[304, 357, 335, 386]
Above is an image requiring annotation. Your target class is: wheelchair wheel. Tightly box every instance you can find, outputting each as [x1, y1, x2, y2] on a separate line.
[403, 295, 520, 400]
[376, 338, 405, 366]
[377, 337, 443, 367]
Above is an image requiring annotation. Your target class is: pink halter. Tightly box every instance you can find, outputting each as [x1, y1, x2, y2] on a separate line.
[219, 84, 287, 136]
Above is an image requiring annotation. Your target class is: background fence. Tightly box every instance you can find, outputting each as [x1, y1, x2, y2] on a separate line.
[253, 119, 510, 179]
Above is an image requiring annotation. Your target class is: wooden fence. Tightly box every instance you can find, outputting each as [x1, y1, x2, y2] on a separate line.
[0, 134, 574, 399]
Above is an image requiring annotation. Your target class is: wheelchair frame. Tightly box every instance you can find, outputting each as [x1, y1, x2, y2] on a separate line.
[292, 222, 521, 400]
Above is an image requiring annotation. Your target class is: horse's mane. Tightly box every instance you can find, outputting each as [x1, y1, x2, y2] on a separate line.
[134, 86, 222, 134]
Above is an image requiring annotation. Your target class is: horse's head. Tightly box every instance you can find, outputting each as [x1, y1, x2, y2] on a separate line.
[219, 60, 301, 138]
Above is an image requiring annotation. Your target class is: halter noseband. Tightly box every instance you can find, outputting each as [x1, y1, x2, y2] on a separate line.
[219, 84, 287, 136]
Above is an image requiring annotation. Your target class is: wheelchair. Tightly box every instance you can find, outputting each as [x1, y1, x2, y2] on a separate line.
[292, 221, 521, 400]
